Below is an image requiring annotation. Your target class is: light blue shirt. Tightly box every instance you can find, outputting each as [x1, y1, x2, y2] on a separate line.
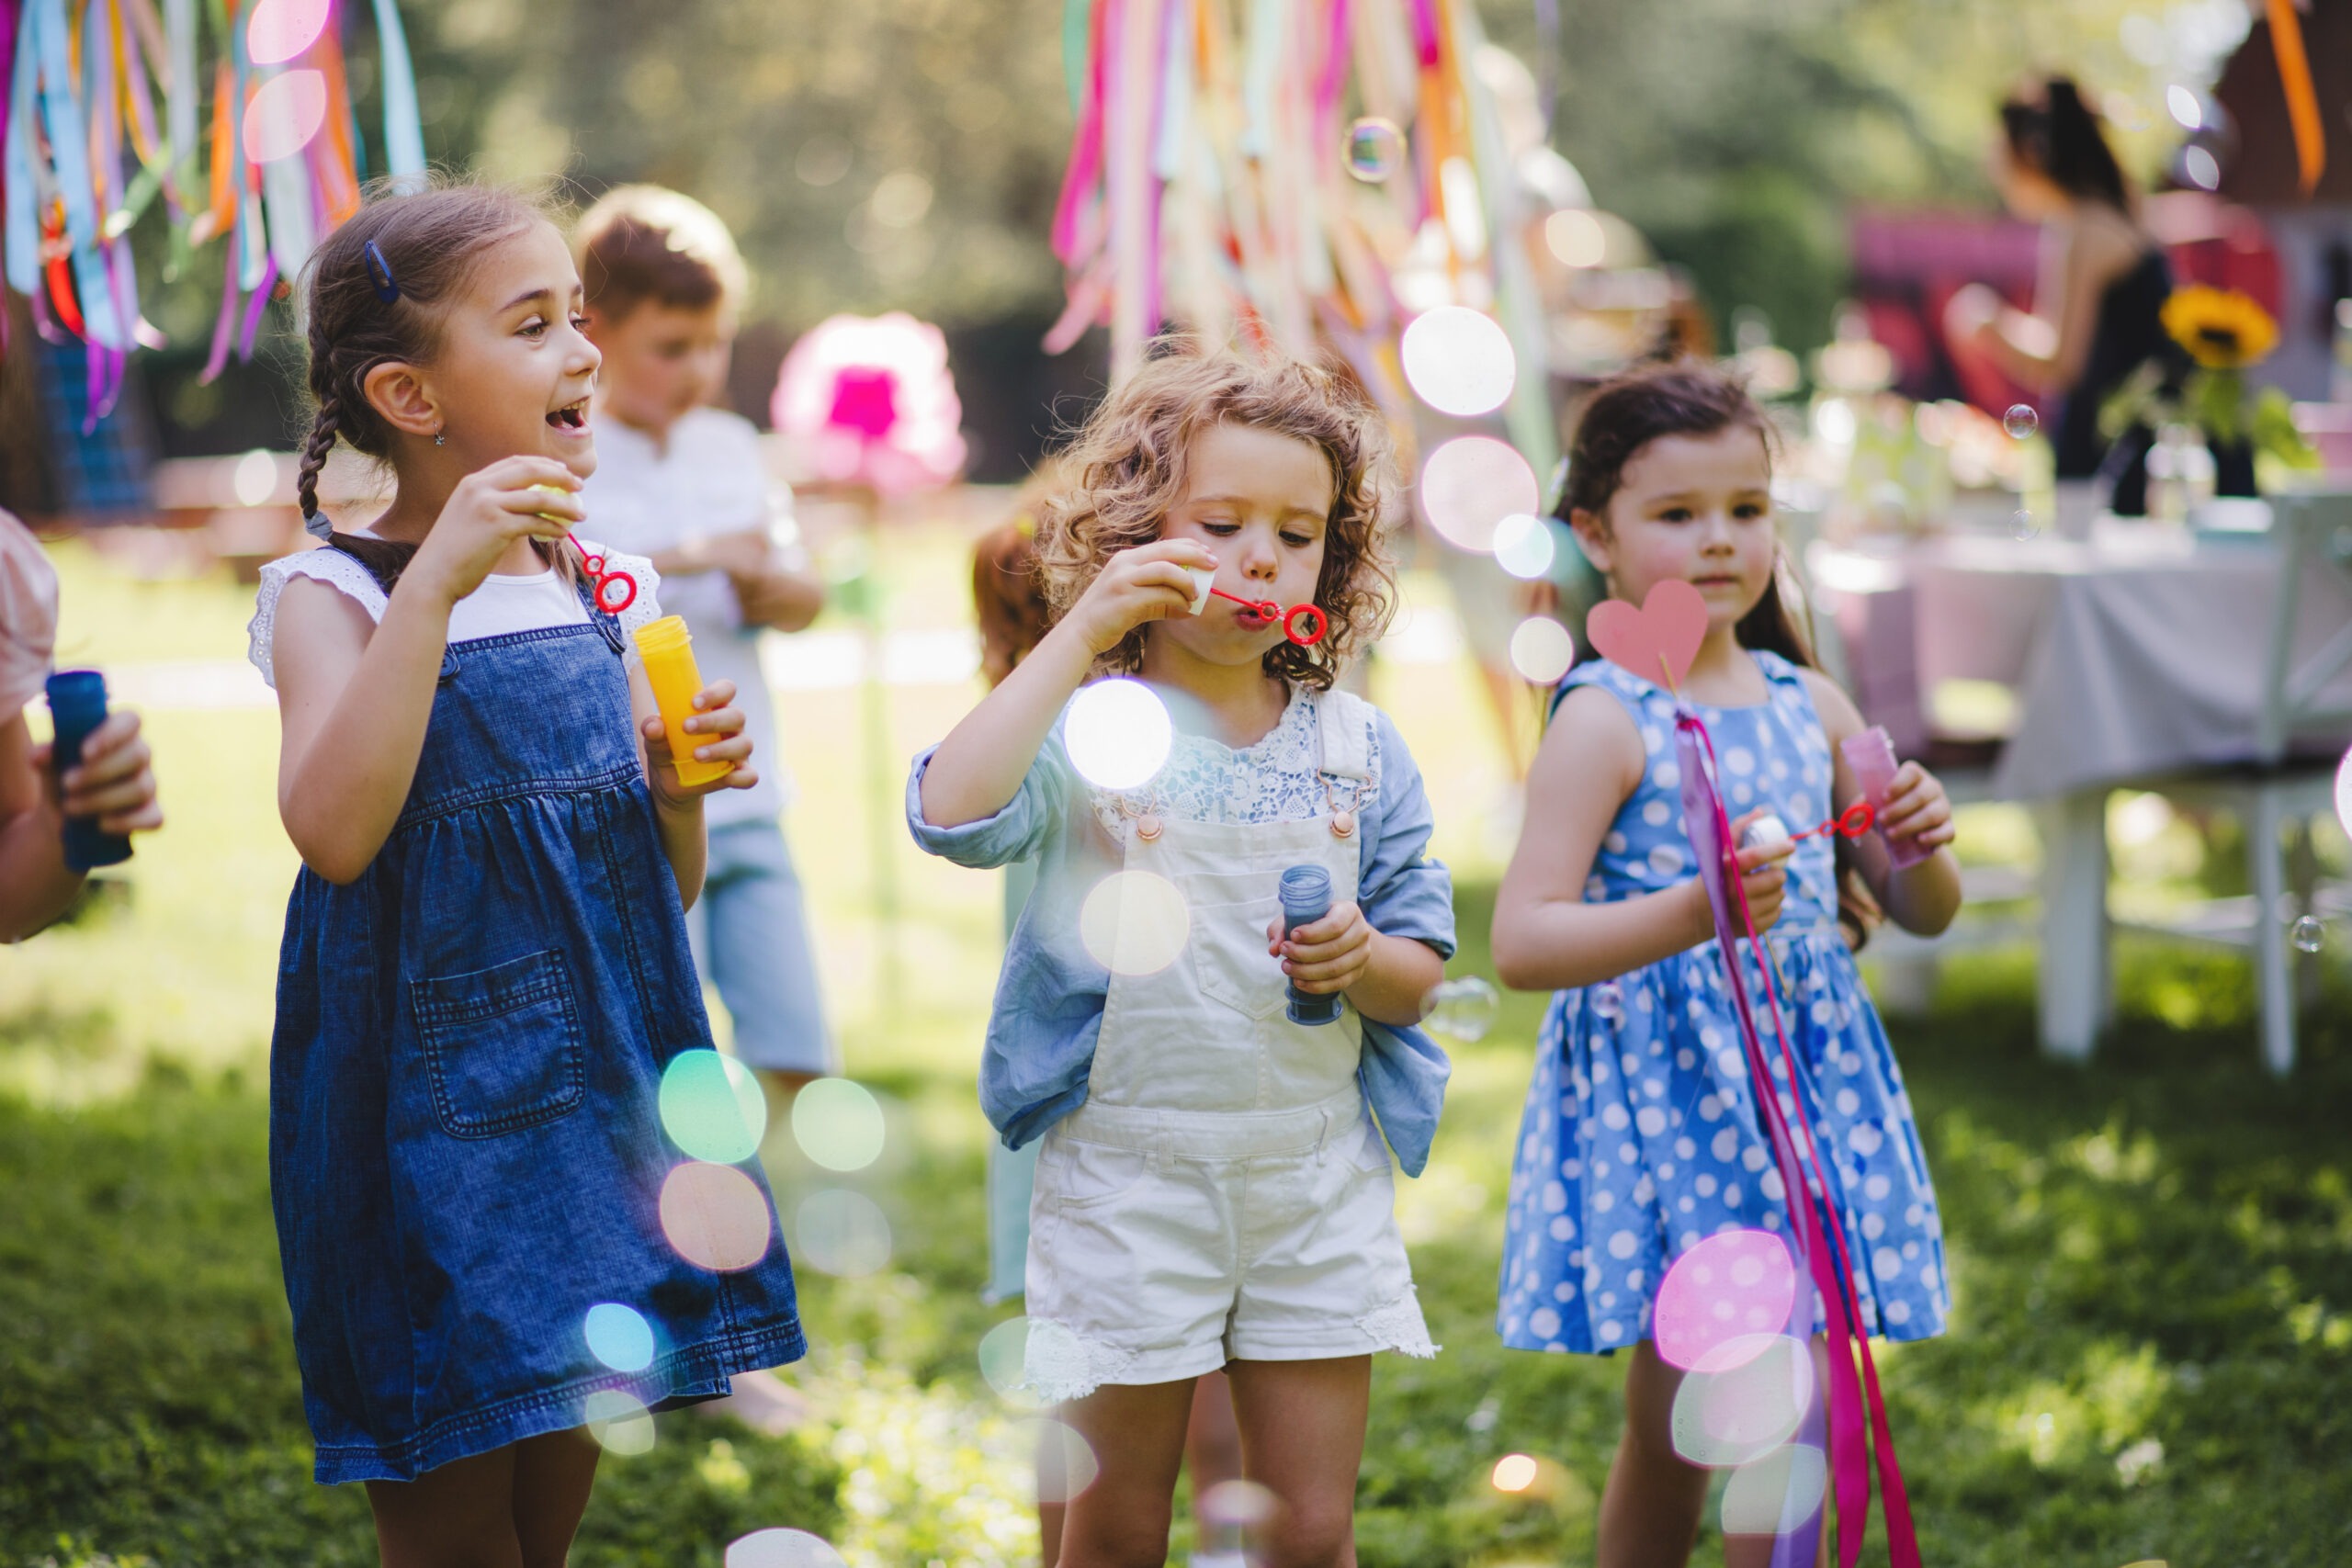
[905, 686, 1457, 1176]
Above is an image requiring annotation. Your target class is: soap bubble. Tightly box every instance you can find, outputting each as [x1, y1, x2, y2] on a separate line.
[1591, 980, 1624, 1023]
[1493, 513, 1557, 580]
[246, 0, 331, 63]
[1669, 1334, 1814, 1467]
[659, 1160, 773, 1272]
[1344, 117, 1405, 182]
[1510, 616, 1576, 684]
[242, 68, 327, 164]
[1654, 1229, 1799, 1371]
[1400, 306, 1516, 417]
[791, 1077, 886, 1171]
[2003, 403, 2039, 440]
[2291, 916, 2324, 954]
[659, 1050, 767, 1165]
[1079, 870, 1192, 976]
[1066, 678, 1171, 791]
[1012, 1416, 1102, 1506]
[583, 1389, 656, 1455]
[726, 1529, 849, 1568]
[583, 1303, 656, 1373]
[2010, 510, 2040, 542]
[1421, 436, 1539, 552]
[1721, 1442, 1827, 1535]
[978, 1316, 1080, 1410]
[1424, 976, 1500, 1043]
[1490, 1453, 1541, 1493]
[793, 1189, 892, 1278]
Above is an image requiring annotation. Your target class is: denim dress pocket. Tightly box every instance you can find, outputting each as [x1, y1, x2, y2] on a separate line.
[409, 949, 587, 1137]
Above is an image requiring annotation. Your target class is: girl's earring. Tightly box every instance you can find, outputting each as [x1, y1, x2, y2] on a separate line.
[433, 429, 447, 447]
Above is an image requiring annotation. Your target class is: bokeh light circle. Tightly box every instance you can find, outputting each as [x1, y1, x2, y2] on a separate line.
[1400, 307, 1516, 417]
[1421, 436, 1539, 553]
[794, 1189, 892, 1277]
[790, 1077, 887, 1171]
[659, 1049, 767, 1165]
[725, 1529, 849, 1568]
[1491, 1452, 1540, 1493]
[1721, 1442, 1828, 1536]
[659, 1160, 773, 1271]
[241, 69, 327, 164]
[1065, 678, 1173, 791]
[583, 1303, 656, 1373]
[2336, 746, 2352, 839]
[1654, 1228, 1799, 1370]
[245, 0, 331, 64]
[1669, 1333, 1815, 1467]
[583, 1389, 655, 1455]
[1012, 1416, 1102, 1506]
[1343, 117, 1405, 182]
[1198, 1478, 1280, 1530]
[1509, 616, 1576, 684]
[978, 1315, 1081, 1411]
[1544, 208, 1607, 268]
[1078, 870, 1192, 976]
[2003, 403, 2039, 440]
[1493, 513, 1556, 580]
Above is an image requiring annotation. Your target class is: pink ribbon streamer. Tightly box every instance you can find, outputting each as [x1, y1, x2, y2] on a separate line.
[1049, 0, 1110, 266]
[1675, 706, 1920, 1568]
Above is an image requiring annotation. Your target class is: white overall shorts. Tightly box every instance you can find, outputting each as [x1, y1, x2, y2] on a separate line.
[1023, 688, 1436, 1402]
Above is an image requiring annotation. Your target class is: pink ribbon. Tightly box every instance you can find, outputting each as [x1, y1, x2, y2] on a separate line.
[1675, 707, 1920, 1568]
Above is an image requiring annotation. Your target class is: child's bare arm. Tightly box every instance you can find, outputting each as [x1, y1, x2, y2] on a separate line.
[275, 459, 582, 883]
[1801, 671, 1962, 937]
[919, 538, 1214, 829]
[1491, 686, 1793, 992]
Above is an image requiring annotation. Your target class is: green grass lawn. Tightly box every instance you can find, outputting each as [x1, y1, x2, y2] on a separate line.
[6, 537, 2351, 1566]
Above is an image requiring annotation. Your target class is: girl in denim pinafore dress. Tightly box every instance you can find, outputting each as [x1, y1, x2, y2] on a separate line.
[253, 187, 804, 1554]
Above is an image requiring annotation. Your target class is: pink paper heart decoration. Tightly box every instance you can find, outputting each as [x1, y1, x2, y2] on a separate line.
[1585, 579, 1708, 690]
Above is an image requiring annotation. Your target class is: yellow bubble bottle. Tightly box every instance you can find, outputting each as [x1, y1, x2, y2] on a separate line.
[632, 615, 733, 789]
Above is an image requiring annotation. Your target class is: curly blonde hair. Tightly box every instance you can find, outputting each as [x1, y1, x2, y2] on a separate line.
[1035, 347, 1398, 690]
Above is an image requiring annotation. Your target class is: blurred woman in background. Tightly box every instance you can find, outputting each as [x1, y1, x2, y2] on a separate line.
[1947, 76, 2175, 514]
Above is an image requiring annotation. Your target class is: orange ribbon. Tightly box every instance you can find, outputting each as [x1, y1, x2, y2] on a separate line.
[2267, 0, 2324, 195]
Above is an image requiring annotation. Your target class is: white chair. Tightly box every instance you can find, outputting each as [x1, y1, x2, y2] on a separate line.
[2117, 488, 2352, 1074]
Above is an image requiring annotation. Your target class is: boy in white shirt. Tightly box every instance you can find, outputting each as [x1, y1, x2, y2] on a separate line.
[575, 186, 834, 1096]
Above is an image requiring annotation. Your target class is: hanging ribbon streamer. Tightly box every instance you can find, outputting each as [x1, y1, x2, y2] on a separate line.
[2265, 0, 2324, 197]
[0, 0, 428, 410]
[1676, 706, 1921, 1568]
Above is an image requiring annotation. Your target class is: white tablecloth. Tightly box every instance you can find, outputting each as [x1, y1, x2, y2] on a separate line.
[1815, 529, 2352, 800]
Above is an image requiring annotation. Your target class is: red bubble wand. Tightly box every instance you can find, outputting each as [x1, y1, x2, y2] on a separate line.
[1205, 585, 1328, 646]
[1584, 580, 1920, 1568]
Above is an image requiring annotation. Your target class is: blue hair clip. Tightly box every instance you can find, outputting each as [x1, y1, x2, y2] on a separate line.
[362, 241, 401, 305]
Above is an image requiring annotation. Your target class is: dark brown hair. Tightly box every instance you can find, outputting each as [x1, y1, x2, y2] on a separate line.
[575, 185, 747, 322]
[2000, 77, 2132, 212]
[1035, 345, 1396, 691]
[1556, 359, 1815, 670]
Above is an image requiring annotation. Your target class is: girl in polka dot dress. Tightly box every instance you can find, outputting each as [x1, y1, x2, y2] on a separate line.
[1490, 364, 1962, 1562]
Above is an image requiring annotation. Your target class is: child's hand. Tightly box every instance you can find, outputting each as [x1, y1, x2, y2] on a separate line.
[1877, 761, 1955, 852]
[31, 710, 163, 835]
[1266, 900, 1374, 995]
[642, 679, 759, 807]
[1061, 539, 1218, 657]
[408, 457, 583, 609]
[1727, 807, 1794, 932]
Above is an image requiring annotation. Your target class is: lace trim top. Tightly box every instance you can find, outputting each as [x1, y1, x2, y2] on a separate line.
[1084, 684, 1384, 837]
[244, 540, 663, 690]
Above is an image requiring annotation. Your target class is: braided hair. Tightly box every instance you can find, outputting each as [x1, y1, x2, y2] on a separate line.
[295, 178, 573, 586]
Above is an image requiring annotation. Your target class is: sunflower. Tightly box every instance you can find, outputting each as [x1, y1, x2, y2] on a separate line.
[2160, 285, 2278, 370]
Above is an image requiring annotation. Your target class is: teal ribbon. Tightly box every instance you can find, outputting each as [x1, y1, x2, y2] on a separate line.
[369, 0, 424, 178]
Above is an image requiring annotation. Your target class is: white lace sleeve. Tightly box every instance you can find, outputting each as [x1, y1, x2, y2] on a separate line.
[577, 539, 664, 642]
[246, 549, 389, 690]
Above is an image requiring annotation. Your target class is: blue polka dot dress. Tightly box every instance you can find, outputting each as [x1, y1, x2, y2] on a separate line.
[1498, 652, 1951, 1355]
